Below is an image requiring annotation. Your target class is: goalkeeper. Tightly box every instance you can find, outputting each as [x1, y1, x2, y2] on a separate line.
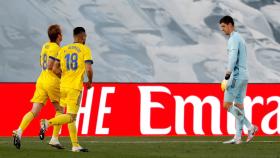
[219, 16, 257, 144]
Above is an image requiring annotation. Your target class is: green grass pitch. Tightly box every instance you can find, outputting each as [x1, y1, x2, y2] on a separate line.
[1, 136, 280, 158]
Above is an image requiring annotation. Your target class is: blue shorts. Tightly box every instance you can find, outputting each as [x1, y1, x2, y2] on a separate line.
[224, 79, 248, 104]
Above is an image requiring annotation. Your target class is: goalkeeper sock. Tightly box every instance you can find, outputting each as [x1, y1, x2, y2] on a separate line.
[228, 105, 244, 120]
[235, 116, 243, 139]
[241, 109, 252, 129]
[52, 111, 63, 139]
[228, 105, 244, 138]
[19, 112, 35, 132]
[68, 121, 79, 147]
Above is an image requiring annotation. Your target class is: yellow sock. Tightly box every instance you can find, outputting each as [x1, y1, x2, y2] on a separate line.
[52, 111, 63, 139]
[48, 114, 71, 126]
[19, 112, 35, 131]
[68, 121, 79, 147]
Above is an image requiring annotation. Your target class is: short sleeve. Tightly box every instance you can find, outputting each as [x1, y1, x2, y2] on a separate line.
[55, 48, 63, 62]
[84, 46, 93, 64]
[49, 46, 60, 61]
[227, 38, 239, 72]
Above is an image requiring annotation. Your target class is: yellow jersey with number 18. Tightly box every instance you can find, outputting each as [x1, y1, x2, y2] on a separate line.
[36, 42, 60, 86]
[56, 43, 93, 91]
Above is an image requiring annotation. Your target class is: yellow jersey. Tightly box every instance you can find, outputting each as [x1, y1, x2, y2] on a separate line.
[56, 43, 93, 91]
[36, 42, 60, 86]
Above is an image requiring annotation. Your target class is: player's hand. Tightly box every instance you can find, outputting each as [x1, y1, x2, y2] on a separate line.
[85, 81, 92, 89]
[221, 79, 228, 92]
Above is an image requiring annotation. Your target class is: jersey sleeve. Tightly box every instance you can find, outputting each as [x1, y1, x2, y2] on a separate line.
[84, 46, 93, 64]
[55, 48, 63, 62]
[49, 46, 60, 61]
[227, 38, 239, 73]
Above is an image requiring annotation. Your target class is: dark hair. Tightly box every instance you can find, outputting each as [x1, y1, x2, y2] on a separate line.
[219, 15, 234, 26]
[73, 27, 86, 36]
[48, 24, 61, 42]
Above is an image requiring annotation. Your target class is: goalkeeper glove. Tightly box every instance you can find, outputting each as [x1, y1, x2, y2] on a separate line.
[221, 73, 231, 92]
[221, 79, 228, 92]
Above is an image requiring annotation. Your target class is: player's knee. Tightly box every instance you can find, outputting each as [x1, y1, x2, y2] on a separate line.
[223, 102, 232, 109]
[30, 109, 40, 117]
[56, 106, 64, 114]
[31, 103, 44, 117]
[68, 114, 77, 123]
[53, 103, 64, 113]
[234, 103, 244, 110]
[30, 111, 38, 117]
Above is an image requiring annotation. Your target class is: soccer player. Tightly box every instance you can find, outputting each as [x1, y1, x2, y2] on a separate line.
[219, 16, 258, 144]
[39, 27, 93, 152]
[12, 24, 64, 149]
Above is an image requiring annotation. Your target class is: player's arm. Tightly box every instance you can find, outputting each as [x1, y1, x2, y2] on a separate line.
[221, 39, 238, 92]
[51, 48, 62, 78]
[48, 56, 62, 78]
[226, 38, 239, 76]
[48, 56, 56, 71]
[52, 60, 62, 78]
[84, 46, 94, 89]
[85, 62, 93, 89]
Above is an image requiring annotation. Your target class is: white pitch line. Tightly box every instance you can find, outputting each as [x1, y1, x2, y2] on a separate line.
[1, 140, 280, 144]
[88, 140, 221, 144]
[87, 140, 280, 144]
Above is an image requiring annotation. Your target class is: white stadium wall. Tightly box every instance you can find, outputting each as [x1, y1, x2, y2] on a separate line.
[0, 0, 280, 82]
